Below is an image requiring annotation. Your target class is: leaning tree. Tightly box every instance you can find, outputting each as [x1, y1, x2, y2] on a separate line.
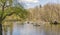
[0, 0, 29, 35]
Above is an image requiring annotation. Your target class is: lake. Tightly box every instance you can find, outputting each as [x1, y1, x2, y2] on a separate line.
[2, 22, 60, 35]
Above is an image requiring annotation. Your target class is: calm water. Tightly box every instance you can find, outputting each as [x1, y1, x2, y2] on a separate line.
[3, 22, 60, 35]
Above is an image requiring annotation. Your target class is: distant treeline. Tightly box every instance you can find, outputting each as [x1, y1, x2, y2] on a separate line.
[28, 3, 60, 23]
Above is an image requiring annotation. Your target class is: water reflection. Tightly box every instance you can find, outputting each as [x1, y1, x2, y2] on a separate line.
[3, 22, 13, 35]
[12, 23, 45, 35]
[3, 22, 60, 35]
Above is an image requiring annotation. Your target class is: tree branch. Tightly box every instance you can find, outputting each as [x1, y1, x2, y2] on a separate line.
[1, 1, 6, 18]
[2, 12, 15, 20]
[4, 5, 11, 8]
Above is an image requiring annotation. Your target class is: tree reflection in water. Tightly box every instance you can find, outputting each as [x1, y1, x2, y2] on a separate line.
[3, 22, 13, 35]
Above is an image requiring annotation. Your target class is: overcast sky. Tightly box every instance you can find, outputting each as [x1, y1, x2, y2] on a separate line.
[17, 0, 60, 8]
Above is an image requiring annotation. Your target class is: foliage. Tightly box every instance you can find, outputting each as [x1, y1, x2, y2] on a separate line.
[0, 0, 29, 21]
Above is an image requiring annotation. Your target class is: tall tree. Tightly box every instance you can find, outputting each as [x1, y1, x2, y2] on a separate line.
[0, 0, 29, 35]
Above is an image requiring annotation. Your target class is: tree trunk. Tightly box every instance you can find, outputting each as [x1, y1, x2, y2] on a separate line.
[0, 22, 2, 35]
[0, 2, 6, 35]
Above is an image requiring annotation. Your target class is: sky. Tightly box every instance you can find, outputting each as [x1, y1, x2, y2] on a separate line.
[18, 0, 60, 8]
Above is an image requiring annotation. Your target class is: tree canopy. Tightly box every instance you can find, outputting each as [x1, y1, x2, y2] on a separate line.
[0, 0, 29, 21]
